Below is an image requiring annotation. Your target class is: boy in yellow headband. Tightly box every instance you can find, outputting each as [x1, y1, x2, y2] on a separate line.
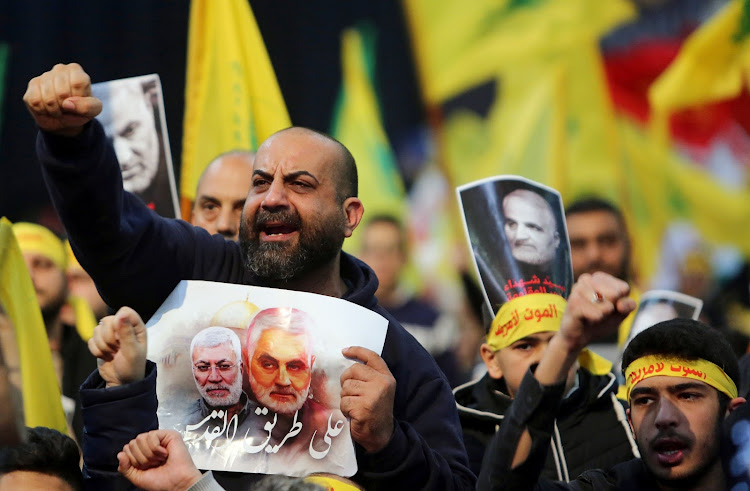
[477, 272, 746, 491]
[455, 289, 638, 480]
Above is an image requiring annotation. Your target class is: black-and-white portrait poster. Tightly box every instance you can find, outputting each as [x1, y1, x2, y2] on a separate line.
[624, 290, 703, 349]
[145, 281, 389, 477]
[92, 74, 180, 218]
[457, 176, 573, 316]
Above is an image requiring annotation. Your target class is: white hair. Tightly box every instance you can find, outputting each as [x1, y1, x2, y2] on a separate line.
[246, 307, 315, 364]
[190, 326, 242, 361]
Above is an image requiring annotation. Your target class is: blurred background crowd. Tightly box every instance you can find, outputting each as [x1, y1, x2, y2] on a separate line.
[4, 0, 750, 454]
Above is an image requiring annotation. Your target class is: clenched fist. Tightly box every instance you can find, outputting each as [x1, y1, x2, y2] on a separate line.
[23, 63, 102, 137]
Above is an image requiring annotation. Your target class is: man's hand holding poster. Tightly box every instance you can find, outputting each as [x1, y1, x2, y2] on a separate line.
[145, 281, 388, 477]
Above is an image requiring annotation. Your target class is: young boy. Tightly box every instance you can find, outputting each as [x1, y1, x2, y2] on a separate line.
[455, 291, 638, 479]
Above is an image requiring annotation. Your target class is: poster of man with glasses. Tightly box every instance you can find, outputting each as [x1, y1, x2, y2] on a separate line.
[147, 280, 388, 477]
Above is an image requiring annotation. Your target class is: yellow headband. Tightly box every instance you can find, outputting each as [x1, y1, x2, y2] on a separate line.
[487, 293, 613, 375]
[12, 222, 66, 270]
[487, 294, 566, 351]
[304, 475, 360, 491]
[625, 355, 738, 401]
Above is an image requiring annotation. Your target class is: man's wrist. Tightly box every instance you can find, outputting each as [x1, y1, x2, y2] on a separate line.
[50, 126, 85, 138]
[551, 329, 585, 357]
[534, 335, 580, 387]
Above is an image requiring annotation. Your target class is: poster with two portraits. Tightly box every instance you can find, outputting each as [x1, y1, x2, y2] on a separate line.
[145, 281, 388, 477]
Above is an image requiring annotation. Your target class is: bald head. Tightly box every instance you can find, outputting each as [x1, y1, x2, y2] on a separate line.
[239, 126, 365, 287]
[260, 127, 358, 203]
[502, 189, 560, 266]
[191, 151, 255, 241]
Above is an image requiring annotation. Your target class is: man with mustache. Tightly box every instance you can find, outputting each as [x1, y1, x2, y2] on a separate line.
[237, 307, 347, 471]
[25, 63, 474, 489]
[502, 189, 561, 275]
[477, 272, 746, 491]
[186, 327, 248, 430]
[190, 151, 255, 242]
[246, 308, 315, 417]
[565, 198, 638, 346]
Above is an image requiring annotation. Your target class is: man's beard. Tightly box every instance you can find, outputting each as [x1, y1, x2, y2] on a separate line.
[198, 377, 243, 408]
[239, 208, 346, 282]
[40, 288, 68, 329]
[250, 377, 309, 416]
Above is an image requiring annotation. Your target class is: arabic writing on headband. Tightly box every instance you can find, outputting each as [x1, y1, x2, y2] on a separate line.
[503, 275, 567, 293]
[184, 407, 344, 460]
[628, 363, 708, 386]
[493, 303, 560, 337]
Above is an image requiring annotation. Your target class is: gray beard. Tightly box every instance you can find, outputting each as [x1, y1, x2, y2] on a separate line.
[240, 210, 346, 282]
[198, 379, 243, 408]
[245, 241, 311, 281]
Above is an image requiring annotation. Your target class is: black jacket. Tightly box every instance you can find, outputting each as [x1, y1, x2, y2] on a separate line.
[456, 369, 638, 481]
[39, 121, 475, 490]
[477, 372, 662, 491]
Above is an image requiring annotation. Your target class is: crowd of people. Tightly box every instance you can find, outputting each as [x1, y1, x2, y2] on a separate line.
[3, 61, 750, 491]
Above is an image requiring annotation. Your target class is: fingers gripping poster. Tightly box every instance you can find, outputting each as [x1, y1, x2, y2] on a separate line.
[145, 281, 388, 477]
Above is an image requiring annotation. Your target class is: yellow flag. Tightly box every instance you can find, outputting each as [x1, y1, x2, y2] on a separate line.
[0, 217, 66, 432]
[618, 118, 750, 281]
[68, 295, 96, 342]
[404, 0, 635, 104]
[332, 26, 407, 253]
[180, 0, 291, 215]
[405, 0, 648, 281]
[649, 0, 750, 142]
[442, 45, 626, 201]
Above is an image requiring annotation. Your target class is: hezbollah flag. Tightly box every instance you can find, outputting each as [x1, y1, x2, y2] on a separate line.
[437, 23, 630, 198]
[180, 0, 291, 219]
[331, 25, 407, 253]
[0, 218, 66, 432]
[618, 117, 750, 281]
[404, 0, 635, 105]
[649, 0, 750, 144]
[404, 0, 634, 193]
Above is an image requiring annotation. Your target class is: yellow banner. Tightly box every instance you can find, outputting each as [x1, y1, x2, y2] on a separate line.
[332, 25, 407, 254]
[180, 0, 291, 211]
[404, 0, 634, 105]
[0, 217, 66, 432]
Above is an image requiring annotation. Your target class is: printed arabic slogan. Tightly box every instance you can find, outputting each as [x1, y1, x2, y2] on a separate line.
[457, 176, 573, 315]
[144, 281, 388, 477]
[624, 354, 738, 402]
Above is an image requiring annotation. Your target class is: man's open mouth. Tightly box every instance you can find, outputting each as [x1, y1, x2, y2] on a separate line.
[653, 438, 689, 466]
[262, 223, 298, 237]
